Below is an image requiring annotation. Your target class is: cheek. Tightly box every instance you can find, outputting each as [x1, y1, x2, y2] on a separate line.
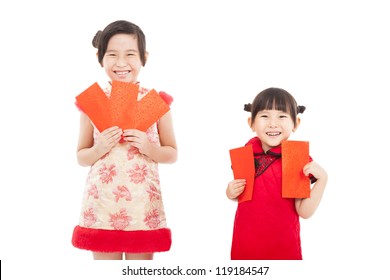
[287, 124, 296, 132]
[130, 61, 143, 71]
[252, 123, 265, 134]
[249, 122, 256, 132]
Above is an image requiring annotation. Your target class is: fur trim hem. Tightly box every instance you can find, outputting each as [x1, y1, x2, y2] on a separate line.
[72, 226, 171, 253]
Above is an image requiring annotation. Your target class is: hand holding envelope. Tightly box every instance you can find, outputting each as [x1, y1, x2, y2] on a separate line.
[281, 141, 310, 198]
[229, 145, 255, 203]
[75, 80, 170, 133]
[229, 140, 310, 203]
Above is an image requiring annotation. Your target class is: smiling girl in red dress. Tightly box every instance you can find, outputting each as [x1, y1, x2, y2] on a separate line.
[227, 87, 327, 260]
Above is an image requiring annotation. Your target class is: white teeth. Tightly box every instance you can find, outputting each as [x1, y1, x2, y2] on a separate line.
[116, 71, 130, 75]
[267, 132, 281, 136]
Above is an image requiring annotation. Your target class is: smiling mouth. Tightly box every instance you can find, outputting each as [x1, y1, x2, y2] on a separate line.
[114, 70, 131, 75]
[266, 132, 281, 136]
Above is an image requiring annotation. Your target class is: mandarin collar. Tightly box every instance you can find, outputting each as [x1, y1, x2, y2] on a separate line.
[246, 137, 282, 156]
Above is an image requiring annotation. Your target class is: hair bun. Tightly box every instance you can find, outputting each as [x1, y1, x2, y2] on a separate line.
[92, 30, 102, 48]
[244, 103, 252, 112]
[297, 105, 306, 114]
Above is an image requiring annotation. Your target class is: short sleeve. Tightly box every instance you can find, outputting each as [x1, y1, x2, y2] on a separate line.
[75, 100, 85, 113]
[158, 91, 173, 106]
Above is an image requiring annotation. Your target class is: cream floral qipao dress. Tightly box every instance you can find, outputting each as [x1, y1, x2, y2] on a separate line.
[72, 84, 172, 253]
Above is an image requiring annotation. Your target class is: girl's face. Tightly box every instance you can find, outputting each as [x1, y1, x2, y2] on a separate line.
[102, 33, 145, 83]
[249, 109, 299, 152]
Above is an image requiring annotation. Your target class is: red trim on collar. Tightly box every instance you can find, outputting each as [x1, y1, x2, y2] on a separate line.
[246, 137, 282, 155]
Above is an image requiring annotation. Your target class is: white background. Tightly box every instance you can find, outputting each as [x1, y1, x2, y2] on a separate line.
[1, 0, 389, 279]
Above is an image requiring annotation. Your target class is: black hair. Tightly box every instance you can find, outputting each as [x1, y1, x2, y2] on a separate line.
[244, 87, 305, 126]
[92, 20, 147, 66]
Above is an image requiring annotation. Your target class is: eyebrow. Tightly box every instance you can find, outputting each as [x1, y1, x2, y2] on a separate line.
[258, 110, 289, 115]
[106, 49, 138, 53]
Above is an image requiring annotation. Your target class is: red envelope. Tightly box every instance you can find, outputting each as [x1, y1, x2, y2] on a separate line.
[281, 140, 310, 198]
[229, 145, 255, 203]
[75, 81, 170, 132]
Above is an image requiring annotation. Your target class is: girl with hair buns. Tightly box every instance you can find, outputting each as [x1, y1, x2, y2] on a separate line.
[72, 20, 177, 260]
[226, 87, 327, 260]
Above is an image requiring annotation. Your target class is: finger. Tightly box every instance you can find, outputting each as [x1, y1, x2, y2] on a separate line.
[105, 134, 121, 145]
[232, 184, 244, 193]
[103, 129, 122, 139]
[303, 166, 311, 176]
[234, 187, 245, 196]
[107, 129, 122, 140]
[112, 133, 123, 143]
[106, 133, 120, 143]
[123, 129, 141, 137]
[124, 135, 139, 143]
[122, 129, 131, 137]
[234, 180, 246, 187]
[103, 126, 120, 134]
[123, 133, 139, 141]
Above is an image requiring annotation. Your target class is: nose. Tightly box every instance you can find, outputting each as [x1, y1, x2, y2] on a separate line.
[268, 117, 278, 128]
[116, 55, 128, 67]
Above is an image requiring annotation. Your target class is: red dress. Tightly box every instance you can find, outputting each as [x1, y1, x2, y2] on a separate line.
[231, 137, 302, 260]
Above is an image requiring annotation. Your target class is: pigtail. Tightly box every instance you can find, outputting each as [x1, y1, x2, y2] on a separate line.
[92, 30, 102, 48]
[297, 105, 306, 114]
[244, 103, 252, 112]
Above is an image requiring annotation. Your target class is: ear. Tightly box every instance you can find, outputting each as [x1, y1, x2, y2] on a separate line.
[143, 51, 149, 66]
[247, 117, 255, 132]
[96, 52, 103, 67]
[292, 117, 301, 132]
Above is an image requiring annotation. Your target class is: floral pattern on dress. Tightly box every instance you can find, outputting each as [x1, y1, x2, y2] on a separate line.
[83, 208, 97, 227]
[87, 185, 99, 199]
[147, 184, 161, 201]
[127, 145, 139, 160]
[113, 185, 132, 202]
[99, 164, 117, 184]
[144, 209, 161, 229]
[77, 84, 169, 232]
[149, 168, 160, 186]
[147, 128, 159, 144]
[127, 164, 148, 184]
[109, 208, 132, 230]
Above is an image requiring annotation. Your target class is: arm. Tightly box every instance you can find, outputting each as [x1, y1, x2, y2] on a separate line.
[122, 111, 178, 164]
[226, 179, 246, 200]
[295, 161, 328, 219]
[76, 113, 122, 166]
